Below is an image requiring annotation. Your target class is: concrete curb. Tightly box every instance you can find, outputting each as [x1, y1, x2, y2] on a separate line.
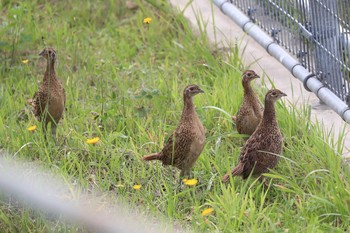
[169, 0, 350, 158]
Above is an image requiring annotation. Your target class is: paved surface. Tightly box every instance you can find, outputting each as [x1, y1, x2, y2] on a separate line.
[169, 0, 350, 158]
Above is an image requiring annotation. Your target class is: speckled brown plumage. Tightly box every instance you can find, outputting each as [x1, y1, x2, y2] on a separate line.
[32, 48, 66, 140]
[142, 84, 206, 176]
[232, 70, 263, 135]
[223, 89, 286, 182]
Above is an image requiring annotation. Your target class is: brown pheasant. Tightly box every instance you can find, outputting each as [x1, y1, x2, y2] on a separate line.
[223, 89, 286, 182]
[232, 70, 263, 135]
[142, 84, 206, 176]
[32, 48, 66, 140]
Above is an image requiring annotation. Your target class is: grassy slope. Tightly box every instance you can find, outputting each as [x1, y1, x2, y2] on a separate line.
[0, 0, 349, 232]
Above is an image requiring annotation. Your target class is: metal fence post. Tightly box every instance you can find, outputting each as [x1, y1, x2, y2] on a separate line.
[309, 0, 344, 98]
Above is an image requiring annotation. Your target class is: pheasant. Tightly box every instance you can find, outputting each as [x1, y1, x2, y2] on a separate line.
[223, 89, 286, 182]
[142, 84, 206, 177]
[232, 70, 263, 135]
[32, 48, 66, 140]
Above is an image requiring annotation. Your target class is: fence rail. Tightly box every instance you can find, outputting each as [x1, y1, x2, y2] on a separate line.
[229, 0, 350, 106]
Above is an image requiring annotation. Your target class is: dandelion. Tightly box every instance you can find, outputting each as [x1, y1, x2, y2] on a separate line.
[143, 17, 152, 24]
[201, 208, 214, 217]
[22, 59, 29, 64]
[133, 184, 142, 190]
[27, 125, 37, 132]
[183, 178, 198, 186]
[86, 137, 100, 144]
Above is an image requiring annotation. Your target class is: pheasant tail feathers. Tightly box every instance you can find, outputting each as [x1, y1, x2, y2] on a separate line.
[222, 162, 244, 182]
[142, 153, 161, 161]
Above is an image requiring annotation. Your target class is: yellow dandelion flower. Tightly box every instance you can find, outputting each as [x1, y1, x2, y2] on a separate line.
[201, 208, 214, 217]
[143, 17, 152, 24]
[182, 178, 188, 183]
[133, 184, 142, 190]
[183, 178, 198, 186]
[22, 59, 29, 64]
[86, 137, 100, 144]
[27, 125, 37, 132]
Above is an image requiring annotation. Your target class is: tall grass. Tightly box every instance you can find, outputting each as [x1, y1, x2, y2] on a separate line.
[0, 0, 349, 232]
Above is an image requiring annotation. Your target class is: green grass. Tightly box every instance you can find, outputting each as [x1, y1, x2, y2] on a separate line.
[1, 0, 350, 232]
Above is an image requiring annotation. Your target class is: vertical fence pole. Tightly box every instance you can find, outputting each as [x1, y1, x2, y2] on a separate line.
[309, 0, 344, 98]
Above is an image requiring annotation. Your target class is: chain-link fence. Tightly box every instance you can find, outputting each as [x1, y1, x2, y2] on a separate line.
[229, 0, 350, 106]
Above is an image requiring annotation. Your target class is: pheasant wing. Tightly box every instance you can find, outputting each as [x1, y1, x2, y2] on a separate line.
[32, 90, 48, 121]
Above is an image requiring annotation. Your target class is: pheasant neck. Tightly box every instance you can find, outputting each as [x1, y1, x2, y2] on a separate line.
[243, 81, 261, 112]
[242, 79, 251, 90]
[181, 95, 196, 121]
[262, 100, 277, 125]
[243, 81, 256, 99]
[44, 59, 56, 81]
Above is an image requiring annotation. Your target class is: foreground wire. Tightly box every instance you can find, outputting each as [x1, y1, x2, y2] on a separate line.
[0, 155, 181, 233]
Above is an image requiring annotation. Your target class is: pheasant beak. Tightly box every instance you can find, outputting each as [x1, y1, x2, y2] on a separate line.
[39, 50, 45, 56]
[254, 74, 260, 79]
[198, 88, 204, 93]
[281, 92, 287, 97]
